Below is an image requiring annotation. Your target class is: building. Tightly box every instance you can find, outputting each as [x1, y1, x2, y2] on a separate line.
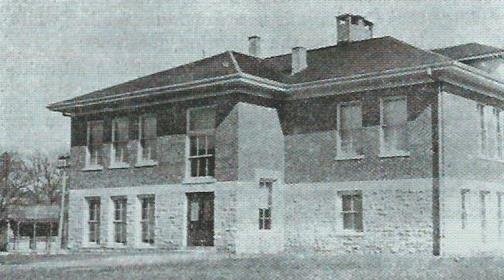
[6, 205, 60, 254]
[47, 14, 504, 256]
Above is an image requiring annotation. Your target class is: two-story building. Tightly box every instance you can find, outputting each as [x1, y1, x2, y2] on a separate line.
[48, 14, 504, 256]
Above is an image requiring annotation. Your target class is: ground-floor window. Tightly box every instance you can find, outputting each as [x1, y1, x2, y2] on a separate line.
[140, 196, 155, 244]
[480, 191, 489, 242]
[258, 179, 274, 230]
[340, 191, 363, 232]
[461, 189, 470, 230]
[498, 192, 503, 238]
[113, 197, 127, 244]
[87, 197, 101, 244]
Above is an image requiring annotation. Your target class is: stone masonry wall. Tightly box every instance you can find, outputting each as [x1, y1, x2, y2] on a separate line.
[284, 179, 433, 254]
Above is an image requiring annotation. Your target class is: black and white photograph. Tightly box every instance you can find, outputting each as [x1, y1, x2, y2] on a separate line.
[1, 0, 504, 279]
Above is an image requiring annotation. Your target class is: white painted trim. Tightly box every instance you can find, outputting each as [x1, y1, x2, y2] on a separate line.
[378, 95, 409, 157]
[335, 101, 364, 160]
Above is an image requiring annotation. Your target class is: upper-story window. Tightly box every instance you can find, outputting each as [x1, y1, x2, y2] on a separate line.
[478, 104, 503, 160]
[187, 107, 216, 178]
[86, 120, 104, 168]
[336, 101, 363, 159]
[380, 96, 409, 157]
[111, 117, 129, 167]
[137, 115, 157, 165]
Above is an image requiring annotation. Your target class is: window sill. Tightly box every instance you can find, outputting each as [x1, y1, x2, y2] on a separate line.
[135, 160, 158, 168]
[478, 156, 504, 163]
[82, 243, 101, 248]
[82, 165, 103, 172]
[335, 154, 365, 161]
[379, 151, 410, 158]
[334, 231, 364, 237]
[183, 177, 217, 185]
[109, 162, 130, 169]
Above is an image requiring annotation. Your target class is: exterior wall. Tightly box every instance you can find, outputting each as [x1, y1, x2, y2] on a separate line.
[282, 84, 436, 184]
[439, 89, 504, 255]
[66, 179, 284, 254]
[284, 179, 433, 254]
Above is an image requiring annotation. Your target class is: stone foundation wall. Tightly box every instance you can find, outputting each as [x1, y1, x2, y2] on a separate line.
[284, 179, 433, 254]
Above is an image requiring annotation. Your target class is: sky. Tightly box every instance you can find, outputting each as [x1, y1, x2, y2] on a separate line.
[1, 0, 503, 156]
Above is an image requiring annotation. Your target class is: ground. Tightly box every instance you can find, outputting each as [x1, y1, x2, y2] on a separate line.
[0, 252, 503, 280]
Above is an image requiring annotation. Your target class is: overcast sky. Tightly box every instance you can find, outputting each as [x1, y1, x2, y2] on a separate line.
[1, 0, 503, 156]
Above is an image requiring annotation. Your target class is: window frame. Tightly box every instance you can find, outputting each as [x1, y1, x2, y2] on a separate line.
[258, 179, 274, 230]
[136, 114, 158, 167]
[112, 197, 127, 244]
[139, 195, 155, 244]
[379, 95, 410, 158]
[85, 120, 104, 170]
[338, 191, 363, 233]
[460, 189, 470, 230]
[110, 117, 130, 168]
[480, 190, 490, 242]
[185, 106, 217, 180]
[478, 104, 504, 160]
[336, 101, 364, 160]
[498, 192, 503, 239]
[87, 197, 101, 245]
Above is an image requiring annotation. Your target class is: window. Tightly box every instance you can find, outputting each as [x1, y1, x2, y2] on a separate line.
[87, 198, 100, 244]
[461, 189, 470, 230]
[480, 191, 489, 242]
[112, 197, 127, 244]
[336, 102, 363, 159]
[380, 96, 408, 156]
[340, 192, 363, 232]
[258, 179, 273, 230]
[498, 192, 503, 238]
[111, 117, 129, 166]
[187, 107, 216, 178]
[138, 115, 157, 163]
[140, 196, 155, 244]
[86, 120, 104, 167]
[478, 104, 504, 159]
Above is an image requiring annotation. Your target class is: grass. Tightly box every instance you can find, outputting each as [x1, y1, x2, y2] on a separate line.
[1, 253, 504, 279]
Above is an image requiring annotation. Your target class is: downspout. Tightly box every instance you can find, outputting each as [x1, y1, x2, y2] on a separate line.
[431, 79, 444, 256]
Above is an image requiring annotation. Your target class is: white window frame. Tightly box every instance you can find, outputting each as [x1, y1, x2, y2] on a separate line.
[258, 179, 274, 230]
[498, 192, 503, 238]
[85, 120, 104, 170]
[110, 117, 130, 169]
[139, 195, 155, 244]
[478, 104, 504, 160]
[136, 114, 158, 167]
[86, 197, 101, 245]
[480, 191, 490, 242]
[112, 197, 127, 244]
[461, 189, 470, 230]
[336, 101, 364, 160]
[379, 96, 410, 157]
[185, 106, 216, 181]
[338, 191, 364, 233]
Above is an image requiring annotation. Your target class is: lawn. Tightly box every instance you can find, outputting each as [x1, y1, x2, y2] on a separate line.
[1, 253, 503, 280]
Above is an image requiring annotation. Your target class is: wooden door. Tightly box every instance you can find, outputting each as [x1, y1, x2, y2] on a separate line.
[187, 192, 214, 246]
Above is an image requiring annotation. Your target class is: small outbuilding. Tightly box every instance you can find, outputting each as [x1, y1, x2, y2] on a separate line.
[6, 205, 60, 254]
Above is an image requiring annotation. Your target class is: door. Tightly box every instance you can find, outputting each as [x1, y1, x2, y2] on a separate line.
[187, 192, 214, 246]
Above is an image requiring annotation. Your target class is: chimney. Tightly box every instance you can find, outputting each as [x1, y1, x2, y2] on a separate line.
[291, 46, 307, 75]
[248, 35, 261, 57]
[337, 14, 373, 43]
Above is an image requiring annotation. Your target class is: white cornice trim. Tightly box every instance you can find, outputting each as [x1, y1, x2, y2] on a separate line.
[48, 60, 504, 113]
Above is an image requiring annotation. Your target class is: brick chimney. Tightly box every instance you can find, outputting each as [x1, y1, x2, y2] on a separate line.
[337, 14, 373, 43]
[248, 36, 261, 57]
[291, 46, 307, 75]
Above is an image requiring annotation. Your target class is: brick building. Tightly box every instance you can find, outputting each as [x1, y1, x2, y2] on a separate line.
[47, 14, 504, 256]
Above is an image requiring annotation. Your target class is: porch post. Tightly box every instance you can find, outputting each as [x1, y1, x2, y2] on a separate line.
[15, 221, 20, 250]
[32, 222, 37, 250]
[48, 222, 52, 252]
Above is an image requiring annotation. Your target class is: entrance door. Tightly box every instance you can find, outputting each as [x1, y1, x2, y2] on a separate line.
[187, 192, 214, 246]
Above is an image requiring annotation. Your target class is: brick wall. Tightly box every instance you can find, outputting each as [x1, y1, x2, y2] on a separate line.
[282, 84, 436, 184]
